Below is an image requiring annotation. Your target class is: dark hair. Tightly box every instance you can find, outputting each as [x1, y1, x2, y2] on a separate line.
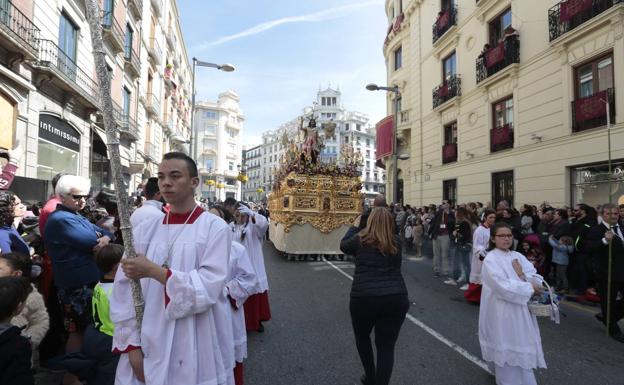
[522, 204, 534, 216]
[223, 197, 237, 207]
[481, 209, 496, 223]
[487, 222, 513, 251]
[0, 191, 15, 227]
[0, 253, 33, 279]
[51, 172, 67, 191]
[0, 276, 30, 320]
[144, 177, 160, 199]
[162, 152, 198, 178]
[95, 244, 124, 274]
[456, 207, 469, 222]
[211, 204, 233, 223]
[555, 208, 568, 220]
[96, 190, 118, 214]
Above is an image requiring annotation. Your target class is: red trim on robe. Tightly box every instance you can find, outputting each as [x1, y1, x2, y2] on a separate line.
[244, 291, 271, 331]
[162, 206, 204, 224]
[164, 268, 173, 306]
[113, 345, 141, 354]
[234, 362, 244, 385]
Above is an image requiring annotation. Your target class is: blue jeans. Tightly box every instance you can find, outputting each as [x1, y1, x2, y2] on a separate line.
[455, 246, 471, 283]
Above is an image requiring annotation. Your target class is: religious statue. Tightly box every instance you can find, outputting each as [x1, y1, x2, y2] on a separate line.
[299, 115, 321, 164]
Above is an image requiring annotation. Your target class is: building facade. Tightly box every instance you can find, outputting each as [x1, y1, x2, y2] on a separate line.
[248, 87, 386, 202]
[193, 91, 244, 202]
[241, 144, 262, 202]
[0, 0, 191, 202]
[379, 0, 624, 208]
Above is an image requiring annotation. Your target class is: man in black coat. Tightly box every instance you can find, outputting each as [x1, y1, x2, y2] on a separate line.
[587, 203, 624, 343]
[428, 202, 455, 279]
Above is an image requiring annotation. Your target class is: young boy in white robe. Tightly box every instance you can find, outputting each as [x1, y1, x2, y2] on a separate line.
[465, 209, 496, 302]
[110, 152, 234, 385]
[479, 222, 547, 385]
[232, 203, 271, 332]
[209, 205, 258, 385]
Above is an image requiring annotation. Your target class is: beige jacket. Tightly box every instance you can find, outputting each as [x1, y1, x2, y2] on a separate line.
[11, 284, 49, 347]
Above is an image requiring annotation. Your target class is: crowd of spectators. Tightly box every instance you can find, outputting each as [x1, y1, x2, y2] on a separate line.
[386, 198, 624, 343]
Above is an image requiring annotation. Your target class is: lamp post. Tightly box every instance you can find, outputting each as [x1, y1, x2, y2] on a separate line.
[600, 92, 614, 338]
[190, 58, 235, 160]
[366, 83, 406, 204]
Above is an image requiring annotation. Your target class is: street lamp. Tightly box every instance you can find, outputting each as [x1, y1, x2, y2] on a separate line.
[366, 83, 403, 204]
[189, 58, 235, 160]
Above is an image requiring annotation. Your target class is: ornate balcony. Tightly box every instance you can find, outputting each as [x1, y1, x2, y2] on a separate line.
[145, 92, 160, 117]
[150, 0, 162, 17]
[33, 40, 100, 110]
[124, 43, 141, 78]
[433, 74, 461, 109]
[442, 143, 457, 164]
[147, 37, 162, 65]
[432, 6, 457, 44]
[0, 0, 40, 60]
[548, 0, 623, 42]
[101, 11, 124, 53]
[119, 113, 140, 141]
[128, 0, 143, 21]
[145, 141, 159, 162]
[490, 123, 514, 152]
[572, 88, 615, 133]
[476, 38, 520, 84]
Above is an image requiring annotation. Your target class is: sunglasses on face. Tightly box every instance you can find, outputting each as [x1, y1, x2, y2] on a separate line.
[71, 194, 90, 200]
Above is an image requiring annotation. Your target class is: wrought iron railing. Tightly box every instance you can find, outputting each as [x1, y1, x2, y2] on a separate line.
[123, 43, 140, 75]
[128, 0, 143, 19]
[0, 0, 40, 53]
[490, 123, 514, 152]
[101, 11, 124, 48]
[442, 143, 457, 164]
[476, 38, 520, 84]
[146, 92, 161, 116]
[548, 0, 623, 41]
[145, 142, 158, 160]
[148, 36, 162, 62]
[37, 39, 99, 105]
[432, 6, 457, 44]
[572, 88, 615, 133]
[119, 113, 139, 139]
[433, 74, 462, 108]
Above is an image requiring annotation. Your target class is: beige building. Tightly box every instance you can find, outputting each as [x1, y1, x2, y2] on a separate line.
[0, 0, 191, 201]
[380, 0, 624, 208]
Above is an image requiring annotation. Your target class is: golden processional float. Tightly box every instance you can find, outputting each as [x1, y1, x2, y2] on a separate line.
[268, 113, 363, 260]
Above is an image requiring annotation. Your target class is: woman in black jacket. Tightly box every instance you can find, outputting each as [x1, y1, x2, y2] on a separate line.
[340, 207, 409, 385]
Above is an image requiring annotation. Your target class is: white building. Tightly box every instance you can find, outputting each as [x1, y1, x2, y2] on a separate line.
[0, 0, 192, 202]
[247, 87, 386, 201]
[193, 91, 244, 202]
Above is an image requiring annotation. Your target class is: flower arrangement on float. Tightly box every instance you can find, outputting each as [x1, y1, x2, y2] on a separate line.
[205, 179, 215, 186]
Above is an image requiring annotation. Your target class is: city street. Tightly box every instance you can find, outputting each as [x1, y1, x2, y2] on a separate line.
[245, 241, 624, 385]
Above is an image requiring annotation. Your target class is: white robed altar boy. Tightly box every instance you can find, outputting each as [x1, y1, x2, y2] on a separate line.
[110, 152, 234, 385]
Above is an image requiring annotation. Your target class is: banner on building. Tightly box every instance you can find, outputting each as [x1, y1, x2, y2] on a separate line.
[574, 90, 608, 122]
[376, 115, 394, 160]
[560, 0, 592, 22]
[486, 42, 505, 69]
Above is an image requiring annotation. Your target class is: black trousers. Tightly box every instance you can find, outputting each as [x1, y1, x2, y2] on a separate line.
[598, 279, 624, 333]
[350, 294, 409, 385]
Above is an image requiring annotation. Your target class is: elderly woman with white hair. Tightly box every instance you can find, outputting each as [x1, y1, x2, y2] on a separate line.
[43, 175, 114, 355]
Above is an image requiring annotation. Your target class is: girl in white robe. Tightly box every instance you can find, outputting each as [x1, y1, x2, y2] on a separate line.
[209, 206, 258, 385]
[479, 222, 546, 385]
[233, 204, 271, 332]
[465, 209, 497, 303]
[110, 207, 235, 385]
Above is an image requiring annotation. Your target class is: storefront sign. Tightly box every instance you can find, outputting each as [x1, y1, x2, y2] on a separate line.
[38, 114, 81, 152]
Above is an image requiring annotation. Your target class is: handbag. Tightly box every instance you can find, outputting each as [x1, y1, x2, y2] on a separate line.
[457, 242, 472, 252]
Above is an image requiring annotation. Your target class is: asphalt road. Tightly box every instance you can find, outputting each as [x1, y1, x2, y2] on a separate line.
[245, 242, 624, 385]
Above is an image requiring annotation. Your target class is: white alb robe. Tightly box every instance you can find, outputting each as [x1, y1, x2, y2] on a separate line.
[226, 242, 257, 363]
[233, 213, 269, 293]
[469, 225, 491, 284]
[111, 209, 234, 385]
[479, 248, 546, 371]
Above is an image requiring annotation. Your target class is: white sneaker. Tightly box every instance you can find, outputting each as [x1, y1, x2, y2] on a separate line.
[444, 278, 458, 286]
[459, 284, 469, 291]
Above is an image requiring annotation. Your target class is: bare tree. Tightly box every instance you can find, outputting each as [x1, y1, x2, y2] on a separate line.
[84, 0, 144, 328]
